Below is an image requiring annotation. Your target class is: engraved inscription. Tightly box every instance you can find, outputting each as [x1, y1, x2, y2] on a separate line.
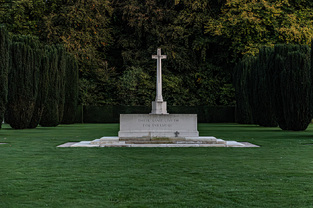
[137, 117, 179, 128]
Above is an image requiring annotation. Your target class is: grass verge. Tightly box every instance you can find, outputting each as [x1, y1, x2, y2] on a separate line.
[0, 123, 312, 207]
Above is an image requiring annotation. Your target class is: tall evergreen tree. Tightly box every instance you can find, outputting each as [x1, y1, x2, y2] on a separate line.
[27, 48, 50, 128]
[273, 44, 312, 131]
[6, 39, 39, 129]
[233, 56, 255, 124]
[56, 46, 66, 123]
[40, 46, 60, 127]
[0, 26, 10, 128]
[251, 47, 277, 127]
[61, 54, 79, 124]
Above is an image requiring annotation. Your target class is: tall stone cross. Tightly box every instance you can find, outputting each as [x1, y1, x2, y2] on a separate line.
[152, 48, 167, 102]
[151, 48, 168, 114]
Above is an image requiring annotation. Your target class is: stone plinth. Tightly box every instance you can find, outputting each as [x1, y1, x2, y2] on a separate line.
[118, 114, 199, 139]
[151, 101, 168, 114]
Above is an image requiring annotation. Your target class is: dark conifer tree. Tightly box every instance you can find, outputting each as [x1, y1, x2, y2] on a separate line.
[273, 44, 312, 130]
[56, 46, 66, 123]
[62, 54, 79, 124]
[234, 56, 255, 124]
[0, 26, 9, 128]
[28, 49, 50, 128]
[251, 46, 277, 127]
[40, 46, 60, 127]
[6, 39, 39, 129]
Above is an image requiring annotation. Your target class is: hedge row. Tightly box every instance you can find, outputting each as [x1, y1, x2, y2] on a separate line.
[74, 105, 235, 123]
[234, 44, 312, 131]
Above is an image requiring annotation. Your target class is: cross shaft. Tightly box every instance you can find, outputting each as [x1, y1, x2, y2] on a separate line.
[152, 48, 167, 102]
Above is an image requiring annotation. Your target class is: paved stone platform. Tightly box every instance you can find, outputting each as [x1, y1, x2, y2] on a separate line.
[57, 137, 259, 148]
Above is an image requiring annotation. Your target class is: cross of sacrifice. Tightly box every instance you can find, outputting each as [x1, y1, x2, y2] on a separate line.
[152, 48, 167, 102]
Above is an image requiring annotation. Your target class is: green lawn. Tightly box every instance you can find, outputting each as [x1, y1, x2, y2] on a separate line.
[0, 123, 312, 208]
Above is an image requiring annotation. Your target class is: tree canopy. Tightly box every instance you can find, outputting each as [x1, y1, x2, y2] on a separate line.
[1, 0, 313, 106]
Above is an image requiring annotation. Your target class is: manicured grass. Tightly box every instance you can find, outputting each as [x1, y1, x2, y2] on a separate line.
[0, 123, 313, 207]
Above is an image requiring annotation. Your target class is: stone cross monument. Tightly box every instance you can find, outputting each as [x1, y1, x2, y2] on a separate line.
[117, 48, 199, 139]
[151, 48, 168, 114]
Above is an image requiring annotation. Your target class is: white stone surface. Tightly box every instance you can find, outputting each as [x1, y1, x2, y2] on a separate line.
[91, 137, 120, 144]
[226, 141, 246, 147]
[185, 137, 219, 143]
[151, 101, 168, 114]
[71, 141, 98, 147]
[118, 114, 199, 138]
[151, 48, 168, 114]
[58, 139, 259, 148]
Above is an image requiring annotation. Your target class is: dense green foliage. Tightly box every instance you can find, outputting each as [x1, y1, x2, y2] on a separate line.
[62, 54, 79, 124]
[77, 105, 235, 123]
[27, 47, 49, 128]
[0, 26, 9, 128]
[0, 29, 78, 129]
[39, 46, 61, 127]
[1, 123, 313, 207]
[235, 44, 312, 130]
[1, 1, 313, 128]
[234, 56, 255, 124]
[250, 47, 277, 127]
[0, 0, 233, 106]
[206, 0, 313, 60]
[6, 37, 39, 129]
[2, 0, 313, 107]
[56, 46, 66, 123]
[273, 44, 312, 130]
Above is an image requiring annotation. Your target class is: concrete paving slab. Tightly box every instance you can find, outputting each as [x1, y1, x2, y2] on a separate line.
[57, 138, 260, 148]
[226, 141, 246, 147]
[239, 142, 260, 147]
[71, 141, 99, 147]
[57, 142, 78, 147]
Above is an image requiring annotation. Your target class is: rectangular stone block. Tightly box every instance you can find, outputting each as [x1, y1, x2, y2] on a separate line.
[118, 114, 199, 138]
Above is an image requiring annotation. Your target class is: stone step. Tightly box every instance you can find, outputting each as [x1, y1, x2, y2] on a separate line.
[124, 140, 218, 144]
[94, 136, 225, 145]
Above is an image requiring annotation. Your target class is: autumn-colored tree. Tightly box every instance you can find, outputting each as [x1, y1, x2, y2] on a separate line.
[0, 0, 45, 36]
[44, 0, 112, 69]
[206, 0, 313, 61]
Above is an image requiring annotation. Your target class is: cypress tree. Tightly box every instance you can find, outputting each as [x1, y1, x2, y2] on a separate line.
[234, 56, 255, 124]
[0, 26, 9, 128]
[273, 44, 312, 131]
[40, 46, 60, 127]
[62, 54, 79, 124]
[6, 39, 39, 129]
[251, 46, 277, 127]
[27, 49, 50, 128]
[56, 46, 66, 123]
